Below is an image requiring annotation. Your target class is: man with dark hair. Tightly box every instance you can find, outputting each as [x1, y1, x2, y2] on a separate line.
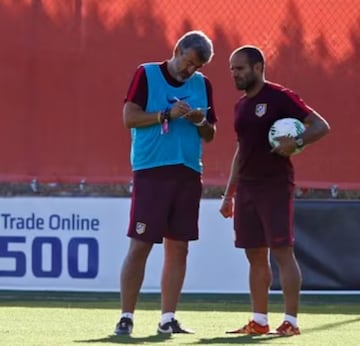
[115, 30, 217, 335]
[220, 45, 330, 336]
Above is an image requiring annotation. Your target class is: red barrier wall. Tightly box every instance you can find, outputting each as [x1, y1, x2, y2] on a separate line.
[0, 0, 359, 189]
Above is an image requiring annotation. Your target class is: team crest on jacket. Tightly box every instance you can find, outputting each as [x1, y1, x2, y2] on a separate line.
[136, 222, 146, 235]
[255, 103, 267, 117]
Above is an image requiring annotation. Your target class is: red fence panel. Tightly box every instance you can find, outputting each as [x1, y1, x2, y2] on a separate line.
[0, 0, 359, 189]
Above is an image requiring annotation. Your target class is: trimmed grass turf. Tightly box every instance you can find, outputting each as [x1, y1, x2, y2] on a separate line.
[0, 292, 360, 345]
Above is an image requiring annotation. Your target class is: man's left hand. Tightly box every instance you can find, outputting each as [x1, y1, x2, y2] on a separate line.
[271, 136, 297, 157]
[183, 109, 206, 124]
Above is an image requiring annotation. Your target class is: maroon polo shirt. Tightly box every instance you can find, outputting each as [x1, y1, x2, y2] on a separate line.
[235, 82, 312, 183]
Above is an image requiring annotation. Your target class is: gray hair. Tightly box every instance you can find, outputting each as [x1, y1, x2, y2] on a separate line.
[175, 30, 214, 63]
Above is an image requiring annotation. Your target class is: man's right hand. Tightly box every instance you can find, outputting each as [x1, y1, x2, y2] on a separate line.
[219, 197, 233, 218]
[170, 101, 191, 120]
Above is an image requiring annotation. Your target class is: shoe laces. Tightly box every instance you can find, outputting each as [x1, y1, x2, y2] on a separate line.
[119, 317, 132, 327]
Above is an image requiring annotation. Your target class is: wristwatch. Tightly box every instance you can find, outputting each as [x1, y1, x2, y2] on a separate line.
[295, 136, 304, 148]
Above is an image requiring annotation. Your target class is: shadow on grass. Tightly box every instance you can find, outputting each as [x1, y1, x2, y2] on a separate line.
[73, 317, 360, 345]
[305, 316, 360, 333]
[197, 334, 287, 344]
[75, 333, 172, 344]
[195, 316, 360, 344]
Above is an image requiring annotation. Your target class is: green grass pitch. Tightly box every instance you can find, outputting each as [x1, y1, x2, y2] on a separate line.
[0, 292, 359, 345]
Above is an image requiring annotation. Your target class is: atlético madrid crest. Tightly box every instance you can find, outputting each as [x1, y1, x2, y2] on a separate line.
[136, 222, 146, 235]
[255, 103, 267, 117]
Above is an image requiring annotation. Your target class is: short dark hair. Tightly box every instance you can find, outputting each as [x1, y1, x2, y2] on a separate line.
[175, 30, 214, 63]
[231, 45, 265, 68]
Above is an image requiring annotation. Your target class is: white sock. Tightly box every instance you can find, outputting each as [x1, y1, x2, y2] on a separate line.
[161, 312, 175, 325]
[284, 314, 297, 327]
[252, 313, 268, 326]
[121, 312, 134, 320]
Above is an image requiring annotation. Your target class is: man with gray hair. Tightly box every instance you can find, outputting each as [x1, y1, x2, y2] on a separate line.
[115, 30, 218, 335]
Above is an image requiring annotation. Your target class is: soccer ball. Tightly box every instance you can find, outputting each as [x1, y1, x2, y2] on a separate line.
[268, 117, 306, 154]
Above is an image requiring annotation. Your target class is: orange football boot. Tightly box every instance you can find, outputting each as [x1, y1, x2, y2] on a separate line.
[226, 320, 270, 335]
[273, 321, 300, 336]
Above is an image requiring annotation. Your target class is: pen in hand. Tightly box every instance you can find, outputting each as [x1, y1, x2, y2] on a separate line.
[182, 107, 211, 117]
[172, 97, 211, 118]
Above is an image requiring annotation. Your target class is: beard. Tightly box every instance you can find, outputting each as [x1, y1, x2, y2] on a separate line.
[235, 76, 256, 91]
[176, 69, 192, 82]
